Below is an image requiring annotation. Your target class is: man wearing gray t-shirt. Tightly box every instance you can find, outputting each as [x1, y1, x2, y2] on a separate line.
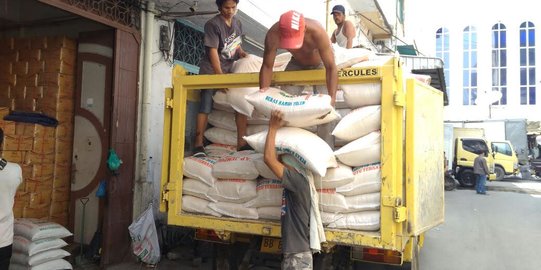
[264, 110, 312, 269]
[193, 0, 248, 157]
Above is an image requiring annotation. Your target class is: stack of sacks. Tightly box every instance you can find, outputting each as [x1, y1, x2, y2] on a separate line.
[10, 219, 72, 270]
[327, 68, 383, 230]
[205, 109, 268, 146]
[181, 144, 229, 217]
[206, 150, 260, 219]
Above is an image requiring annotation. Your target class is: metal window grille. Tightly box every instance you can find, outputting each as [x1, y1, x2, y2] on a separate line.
[173, 21, 204, 72]
[60, 0, 141, 29]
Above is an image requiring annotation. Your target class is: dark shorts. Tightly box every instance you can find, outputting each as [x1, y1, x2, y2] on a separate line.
[199, 89, 217, 114]
[0, 244, 12, 270]
[282, 251, 313, 270]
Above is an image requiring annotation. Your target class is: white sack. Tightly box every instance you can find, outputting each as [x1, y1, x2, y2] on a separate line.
[314, 163, 354, 189]
[208, 110, 236, 131]
[247, 110, 270, 125]
[10, 249, 70, 267]
[244, 179, 283, 208]
[204, 127, 237, 146]
[320, 212, 344, 226]
[208, 202, 259, 219]
[252, 156, 278, 179]
[344, 192, 381, 213]
[182, 195, 222, 217]
[12, 236, 67, 257]
[182, 178, 216, 201]
[245, 87, 334, 128]
[9, 259, 72, 270]
[14, 219, 72, 241]
[183, 156, 217, 186]
[332, 105, 381, 142]
[318, 189, 349, 213]
[341, 82, 382, 108]
[205, 144, 236, 158]
[212, 151, 261, 180]
[334, 131, 381, 167]
[337, 163, 381, 196]
[244, 127, 337, 176]
[333, 44, 375, 68]
[257, 207, 281, 220]
[327, 211, 380, 231]
[207, 179, 257, 203]
[128, 205, 160, 264]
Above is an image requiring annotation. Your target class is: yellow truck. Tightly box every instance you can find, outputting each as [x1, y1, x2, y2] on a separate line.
[449, 127, 518, 185]
[160, 57, 444, 269]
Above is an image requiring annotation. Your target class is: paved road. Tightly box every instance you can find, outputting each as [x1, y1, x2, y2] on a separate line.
[420, 189, 541, 270]
[74, 181, 541, 270]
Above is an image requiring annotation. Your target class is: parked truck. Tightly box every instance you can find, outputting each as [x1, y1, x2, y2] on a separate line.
[445, 125, 518, 185]
[445, 119, 528, 164]
[160, 57, 444, 269]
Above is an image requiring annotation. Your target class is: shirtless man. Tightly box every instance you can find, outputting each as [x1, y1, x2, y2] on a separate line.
[259, 10, 338, 105]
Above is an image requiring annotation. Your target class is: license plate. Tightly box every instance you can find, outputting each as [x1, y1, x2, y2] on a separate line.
[260, 237, 282, 254]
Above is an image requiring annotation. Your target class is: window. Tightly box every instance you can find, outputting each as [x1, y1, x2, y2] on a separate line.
[492, 23, 507, 105]
[436, 27, 451, 102]
[462, 139, 488, 154]
[463, 26, 478, 105]
[492, 142, 513, 156]
[519, 21, 536, 105]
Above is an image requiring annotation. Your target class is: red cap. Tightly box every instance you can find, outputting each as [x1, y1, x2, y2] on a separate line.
[279, 10, 305, 49]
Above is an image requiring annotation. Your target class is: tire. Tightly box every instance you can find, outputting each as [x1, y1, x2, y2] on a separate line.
[457, 169, 476, 188]
[494, 166, 505, 181]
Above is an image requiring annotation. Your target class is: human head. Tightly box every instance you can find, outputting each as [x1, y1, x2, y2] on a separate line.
[216, 0, 238, 19]
[331, 5, 346, 25]
[279, 10, 305, 49]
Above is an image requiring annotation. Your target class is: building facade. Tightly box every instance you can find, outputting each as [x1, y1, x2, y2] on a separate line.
[406, 0, 540, 121]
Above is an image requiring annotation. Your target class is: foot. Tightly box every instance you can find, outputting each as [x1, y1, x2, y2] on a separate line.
[237, 144, 254, 152]
[193, 146, 207, 157]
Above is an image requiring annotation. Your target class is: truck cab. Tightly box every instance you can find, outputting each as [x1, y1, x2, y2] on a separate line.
[491, 140, 519, 180]
[453, 137, 496, 187]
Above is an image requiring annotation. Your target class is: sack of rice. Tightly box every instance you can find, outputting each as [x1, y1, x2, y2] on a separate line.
[212, 151, 261, 180]
[244, 179, 283, 208]
[314, 163, 354, 189]
[207, 179, 257, 203]
[332, 105, 381, 142]
[182, 195, 222, 217]
[244, 127, 337, 176]
[336, 163, 381, 196]
[183, 156, 217, 186]
[208, 202, 259, 219]
[334, 131, 380, 167]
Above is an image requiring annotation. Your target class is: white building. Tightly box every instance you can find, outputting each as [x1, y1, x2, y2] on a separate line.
[405, 0, 541, 122]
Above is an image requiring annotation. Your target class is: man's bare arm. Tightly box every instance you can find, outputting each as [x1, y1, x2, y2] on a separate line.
[316, 28, 338, 105]
[259, 27, 279, 89]
[344, 20, 356, 49]
[264, 110, 285, 179]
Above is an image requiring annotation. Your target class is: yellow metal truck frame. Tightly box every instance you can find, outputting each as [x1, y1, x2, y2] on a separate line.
[160, 57, 444, 264]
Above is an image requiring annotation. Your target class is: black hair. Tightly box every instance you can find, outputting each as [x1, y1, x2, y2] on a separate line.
[0, 128, 3, 146]
[216, 0, 239, 8]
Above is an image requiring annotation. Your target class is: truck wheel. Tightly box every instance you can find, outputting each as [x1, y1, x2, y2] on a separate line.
[458, 169, 476, 188]
[494, 166, 505, 181]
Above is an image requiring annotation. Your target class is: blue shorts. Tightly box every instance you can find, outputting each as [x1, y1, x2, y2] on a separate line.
[199, 89, 216, 114]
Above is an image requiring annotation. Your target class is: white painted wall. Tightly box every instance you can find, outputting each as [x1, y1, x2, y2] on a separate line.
[135, 17, 173, 219]
[405, 0, 541, 121]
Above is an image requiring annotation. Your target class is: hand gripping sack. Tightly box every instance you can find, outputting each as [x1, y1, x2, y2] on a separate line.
[244, 127, 337, 176]
[245, 87, 334, 128]
[128, 205, 160, 264]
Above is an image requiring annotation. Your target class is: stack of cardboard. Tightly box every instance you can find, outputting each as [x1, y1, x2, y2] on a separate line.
[0, 36, 76, 227]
